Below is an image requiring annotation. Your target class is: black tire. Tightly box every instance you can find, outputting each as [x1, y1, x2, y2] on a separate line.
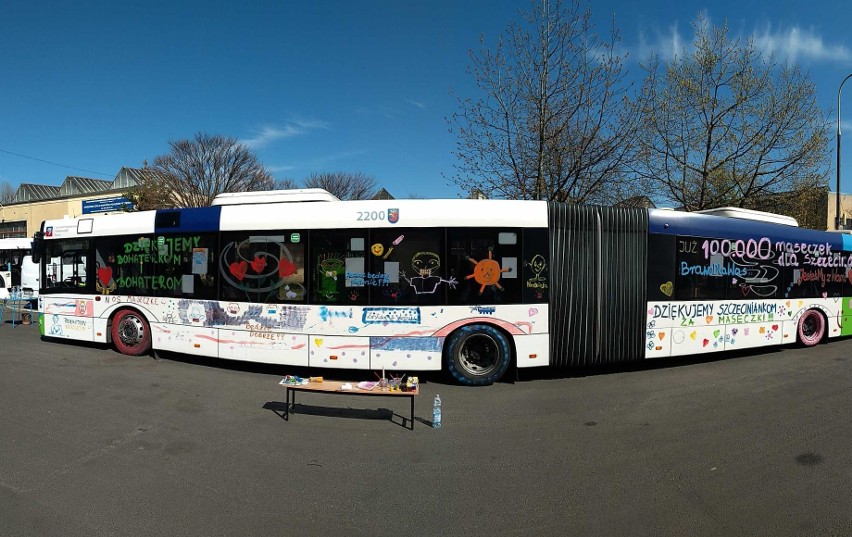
[111, 309, 152, 356]
[797, 309, 825, 347]
[445, 324, 512, 385]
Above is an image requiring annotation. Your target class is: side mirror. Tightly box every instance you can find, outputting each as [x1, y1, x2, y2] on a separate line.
[31, 232, 43, 263]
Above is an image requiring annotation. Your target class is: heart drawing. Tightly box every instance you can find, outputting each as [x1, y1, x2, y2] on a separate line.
[229, 261, 248, 281]
[97, 266, 113, 286]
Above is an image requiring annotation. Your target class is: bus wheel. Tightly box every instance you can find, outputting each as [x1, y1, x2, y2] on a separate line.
[112, 309, 152, 356]
[445, 324, 511, 385]
[797, 309, 825, 347]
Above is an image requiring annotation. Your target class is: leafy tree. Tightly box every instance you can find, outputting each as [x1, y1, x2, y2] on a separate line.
[130, 132, 274, 209]
[631, 16, 830, 212]
[449, 0, 638, 203]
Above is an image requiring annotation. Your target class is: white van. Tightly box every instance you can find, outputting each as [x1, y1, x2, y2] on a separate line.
[0, 238, 39, 299]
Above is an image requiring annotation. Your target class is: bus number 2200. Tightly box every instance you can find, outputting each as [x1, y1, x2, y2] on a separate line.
[357, 211, 386, 221]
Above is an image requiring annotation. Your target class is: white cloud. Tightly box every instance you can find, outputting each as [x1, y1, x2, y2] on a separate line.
[266, 164, 296, 172]
[307, 149, 368, 168]
[240, 120, 328, 149]
[752, 24, 852, 63]
[405, 99, 426, 110]
[628, 17, 850, 65]
[635, 21, 688, 63]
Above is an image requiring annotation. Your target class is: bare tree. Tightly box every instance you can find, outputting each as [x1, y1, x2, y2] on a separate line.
[449, 0, 639, 203]
[124, 163, 174, 211]
[0, 181, 15, 204]
[632, 16, 830, 211]
[273, 177, 300, 190]
[302, 171, 378, 200]
[133, 132, 274, 208]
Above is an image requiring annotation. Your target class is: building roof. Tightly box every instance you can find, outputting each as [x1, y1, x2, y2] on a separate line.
[58, 176, 112, 197]
[14, 184, 61, 202]
[371, 187, 395, 200]
[112, 167, 145, 189]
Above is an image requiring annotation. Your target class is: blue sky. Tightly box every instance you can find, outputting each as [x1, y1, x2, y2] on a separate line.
[2, 0, 852, 199]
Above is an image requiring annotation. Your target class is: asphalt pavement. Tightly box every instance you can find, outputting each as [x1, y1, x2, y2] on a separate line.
[1, 321, 851, 536]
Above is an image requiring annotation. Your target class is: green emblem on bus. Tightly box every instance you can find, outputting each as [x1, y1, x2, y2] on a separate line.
[290, 233, 301, 243]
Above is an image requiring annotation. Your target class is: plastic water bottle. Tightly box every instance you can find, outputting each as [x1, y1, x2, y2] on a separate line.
[432, 394, 442, 429]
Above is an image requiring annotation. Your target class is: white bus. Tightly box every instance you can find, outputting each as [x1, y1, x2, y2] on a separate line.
[36, 190, 550, 384]
[36, 189, 847, 383]
[0, 237, 39, 299]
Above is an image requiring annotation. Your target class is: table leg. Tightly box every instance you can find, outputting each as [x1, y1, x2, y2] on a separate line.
[285, 387, 291, 420]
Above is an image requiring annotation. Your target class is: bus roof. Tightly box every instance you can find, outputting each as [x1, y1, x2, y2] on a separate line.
[694, 207, 799, 227]
[41, 198, 549, 238]
[0, 237, 33, 249]
[211, 188, 340, 205]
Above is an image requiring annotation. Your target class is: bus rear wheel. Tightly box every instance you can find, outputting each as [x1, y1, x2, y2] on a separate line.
[112, 309, 152, 356]
[797, 309, 825, 347]
[445, 324, 511, 385]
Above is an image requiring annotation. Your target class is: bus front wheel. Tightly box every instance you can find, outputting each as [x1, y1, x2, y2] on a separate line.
[797, 309, 825, 347]
[445, 324, 512, 385]
[112, 309, 152, 356]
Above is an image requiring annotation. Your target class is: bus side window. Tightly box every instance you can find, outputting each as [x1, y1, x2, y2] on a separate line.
[43, 239, 92, 292]
[310, 231, 368, 305]
[522, 228, 549, 304]
[155, 233, 218, 300]
[674, 236, 726, 300]
[219, 231, 305, 303]
[446, 228, 522, 305]
[368, 228, 445, 306]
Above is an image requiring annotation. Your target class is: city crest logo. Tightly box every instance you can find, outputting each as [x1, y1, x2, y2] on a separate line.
[388, 208, 399, 224]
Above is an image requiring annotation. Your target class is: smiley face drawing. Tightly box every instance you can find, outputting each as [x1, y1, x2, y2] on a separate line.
[466, 249, 511, 294]
[371, 243, 384, 257]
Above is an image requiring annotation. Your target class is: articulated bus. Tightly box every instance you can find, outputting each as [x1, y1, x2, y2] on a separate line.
[33, 190, 851, 384]
[0, 237, 39, 300]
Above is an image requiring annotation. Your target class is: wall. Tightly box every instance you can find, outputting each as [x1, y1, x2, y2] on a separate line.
[0, 192, 128, 238]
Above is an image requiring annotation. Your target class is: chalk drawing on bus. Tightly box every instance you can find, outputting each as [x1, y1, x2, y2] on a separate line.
[278, 283, 305, 301]
[467, 249, 511, 294]
[400, 251, 457, 294]
[317, 254, 345, 299]
[524, 254, 548, 291]
[49, 314, 63, 336]
[96, 265, 116, 295]
[727, 255, 779, 298]
[220, 238, 301, 298]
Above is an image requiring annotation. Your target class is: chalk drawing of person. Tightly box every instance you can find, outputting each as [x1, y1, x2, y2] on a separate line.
[524, 254, 548, 288]
[400, 252, 457, 294]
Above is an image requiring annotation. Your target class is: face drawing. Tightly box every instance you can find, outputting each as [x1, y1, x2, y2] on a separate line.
[319, 258, 344, 278]
[529, 254, 546, 276]
[371, 243, 384, 256]
[412, 252, 440, 276]
[318, 257, 345, 298]
[400, 252, 457, 294]
[467, 250, 511, 294]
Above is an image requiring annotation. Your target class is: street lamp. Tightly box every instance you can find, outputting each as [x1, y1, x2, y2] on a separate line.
[836, 74, 852, 229]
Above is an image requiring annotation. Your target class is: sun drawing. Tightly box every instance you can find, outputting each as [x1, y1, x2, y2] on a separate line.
[466, 250, 511, 294]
